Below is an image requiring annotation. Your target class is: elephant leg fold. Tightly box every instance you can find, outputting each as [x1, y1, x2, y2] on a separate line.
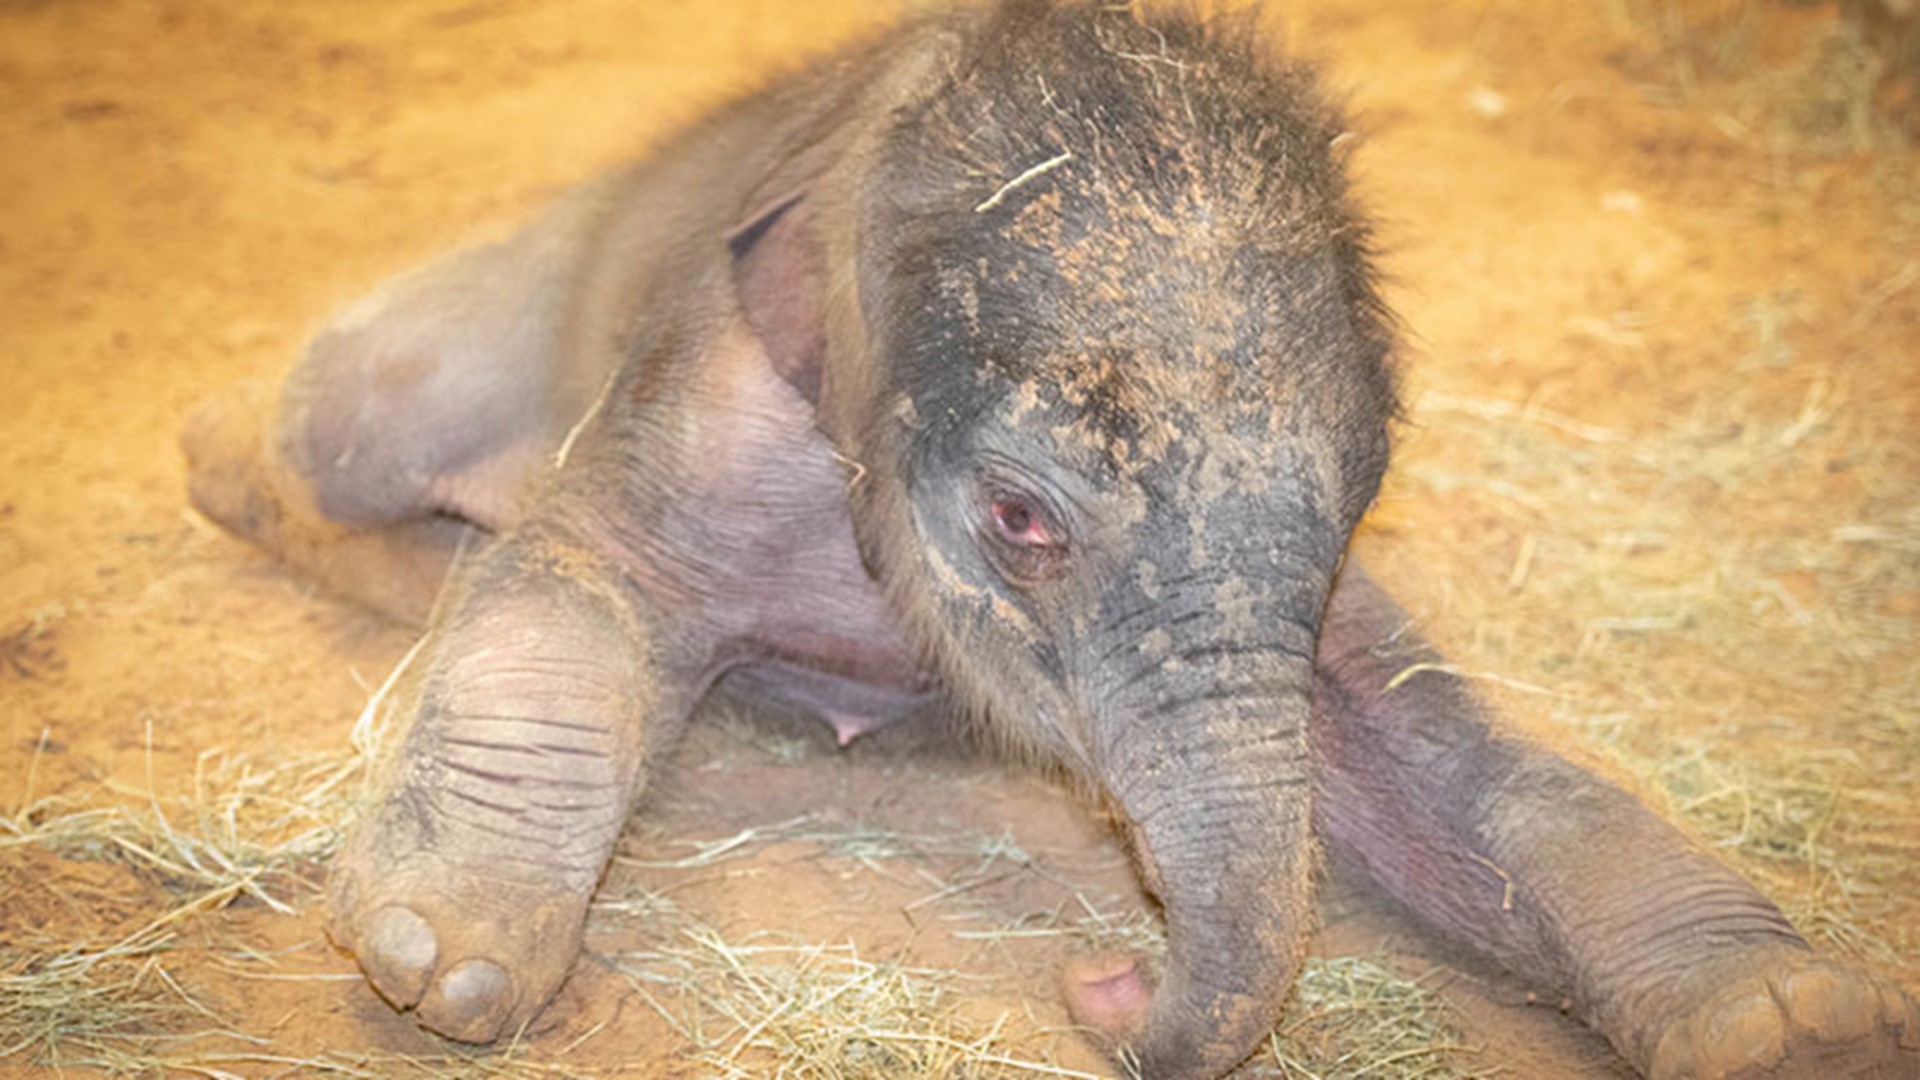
[326, 523, 691, 1042]
[1311, 565, 1919, 1080]
[181, 378, 468, 624]
[272, 181, 617, 532]
[181, 180, 624, 623]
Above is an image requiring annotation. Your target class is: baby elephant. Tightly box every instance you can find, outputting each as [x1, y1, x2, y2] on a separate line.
[183, 2, 1918, 1078]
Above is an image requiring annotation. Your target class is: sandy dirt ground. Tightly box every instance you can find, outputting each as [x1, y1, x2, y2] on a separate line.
[2, 1, 1915, 1077]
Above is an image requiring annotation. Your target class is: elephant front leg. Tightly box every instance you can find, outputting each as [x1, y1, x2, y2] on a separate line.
[327, 523, 692, 1042]
[1312, 565, 1919, 1079]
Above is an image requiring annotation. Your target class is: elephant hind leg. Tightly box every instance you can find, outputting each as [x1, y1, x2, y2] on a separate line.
[183, 378, 466, 624]
[1311, 564, 1919, 1080]
[184, 184, 617, 620]
[272, 182, 616, 532]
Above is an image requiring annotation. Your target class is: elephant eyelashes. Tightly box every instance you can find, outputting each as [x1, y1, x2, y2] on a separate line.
[983, 488, 1069, 585]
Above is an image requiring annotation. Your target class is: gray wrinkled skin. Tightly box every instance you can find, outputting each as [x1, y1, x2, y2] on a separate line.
[182, 3, 1920, 1077]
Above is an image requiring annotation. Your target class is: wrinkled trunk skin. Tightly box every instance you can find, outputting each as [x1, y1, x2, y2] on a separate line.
[1100, 677, 1317, 1078]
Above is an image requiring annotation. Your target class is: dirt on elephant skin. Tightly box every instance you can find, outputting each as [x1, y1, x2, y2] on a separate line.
[1, 1, 1915, 1078]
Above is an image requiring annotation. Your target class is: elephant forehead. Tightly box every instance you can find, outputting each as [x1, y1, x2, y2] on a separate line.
[993, 154, 1368, 363]
[961, 206, 1366, 502]
[999, 367, 1338, 513]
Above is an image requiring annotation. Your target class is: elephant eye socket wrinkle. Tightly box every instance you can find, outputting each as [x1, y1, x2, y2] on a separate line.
[980, 488, 1069, 586]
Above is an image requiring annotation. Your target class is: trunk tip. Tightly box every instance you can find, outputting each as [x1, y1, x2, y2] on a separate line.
[1064, 953, 1154, 1042]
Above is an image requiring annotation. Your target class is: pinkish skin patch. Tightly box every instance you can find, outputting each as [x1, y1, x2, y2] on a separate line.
[822, 709, 890, 747]
[1064, 954, 1154, 1037]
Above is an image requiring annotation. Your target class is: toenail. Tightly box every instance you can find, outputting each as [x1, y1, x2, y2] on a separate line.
[438, 958, 512, 1021]
[1890, 983, 1920, 1050]
[354, 905, 440, 1007]
[1704, 992, 1787, 1071]
[1782, 967, 1876, 1042]
[365, 905, 438, 976]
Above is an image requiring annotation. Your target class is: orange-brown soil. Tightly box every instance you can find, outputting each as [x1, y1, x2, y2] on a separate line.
[2, 2, 1914, 1077]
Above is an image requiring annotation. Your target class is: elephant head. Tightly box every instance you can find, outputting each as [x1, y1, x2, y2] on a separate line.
[819, 7, 1397, 1076]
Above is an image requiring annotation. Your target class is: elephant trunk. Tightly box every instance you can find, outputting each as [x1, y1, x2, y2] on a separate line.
[1095, 677, 1318, 1080]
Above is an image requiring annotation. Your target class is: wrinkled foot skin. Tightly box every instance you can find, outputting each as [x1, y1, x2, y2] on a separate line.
[327, 816, 591, 1043]
[1644, 949, 1920, 1080]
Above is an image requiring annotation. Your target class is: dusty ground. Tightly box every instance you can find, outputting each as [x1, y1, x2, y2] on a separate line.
[2, 1, 1915, 1077]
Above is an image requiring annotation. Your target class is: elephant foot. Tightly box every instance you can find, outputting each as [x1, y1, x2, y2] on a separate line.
[1640, 948, 1919, 1080]
[182, 382, 286, 550]
[327, 820, 592, 1042]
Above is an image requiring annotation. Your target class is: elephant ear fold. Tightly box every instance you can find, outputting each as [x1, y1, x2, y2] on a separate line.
[728, 189, 826, 405]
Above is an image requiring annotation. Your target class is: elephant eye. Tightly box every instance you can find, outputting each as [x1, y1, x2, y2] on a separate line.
[982, 488, 1068, 584]
[992, 493, 1051, 545]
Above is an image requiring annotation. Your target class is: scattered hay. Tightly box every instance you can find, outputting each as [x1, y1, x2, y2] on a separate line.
[1265, 958, 1484, 1080]
[2, 740, 358, 916]
[0, 738, 355, 1074]
[1388, 276, 1920, 967]
[604, 880, 1092, 1079]
[956, 903, 1483, 1079]
[0, 915, 216, 1073]
[1590, 737, 1911, 966]
[619, 815, 1032, 875]
[0, 862, 618, 1079]
[616, 909, 1480, 1080]
[952, 893, 1168, 958]
[621, 925, 1094, 1080]
[603, 823, 1123, 1078]
[1607, 0, 1909, 153]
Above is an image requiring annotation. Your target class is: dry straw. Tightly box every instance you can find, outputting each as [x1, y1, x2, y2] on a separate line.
[2, 720, 1485, 1078]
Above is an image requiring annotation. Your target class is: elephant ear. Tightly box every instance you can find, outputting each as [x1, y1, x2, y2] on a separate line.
[728, 189, 826, 405]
